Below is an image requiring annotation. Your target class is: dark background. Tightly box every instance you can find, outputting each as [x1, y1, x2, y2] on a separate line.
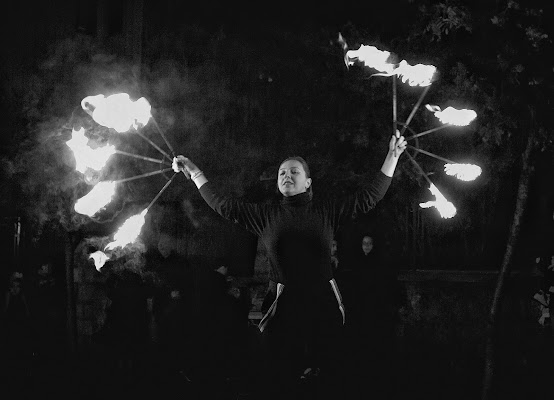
[0, 1, 553, 399]
[0, 0, 552, 271]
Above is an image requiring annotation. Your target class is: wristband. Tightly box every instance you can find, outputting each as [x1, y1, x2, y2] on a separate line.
[190, 170, 204, 181]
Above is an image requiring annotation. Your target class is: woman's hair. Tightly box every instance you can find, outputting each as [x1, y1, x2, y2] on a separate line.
[279, 156, 312, 195]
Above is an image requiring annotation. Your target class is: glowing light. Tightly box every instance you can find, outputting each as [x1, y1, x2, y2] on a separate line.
[90, 251, 110, 271]
[426, 105, 477, 126]
[65, 128, 116, 173]
[104, 209, 148, 251]
[419, 183, 457, 219]
[444, 163, 482, 181]
[345, 45, 395, 74]
[74, 181, 117, 216]
[394, 60, 436, 87]
[346, 45, 436, 87]
[81, 93, 152, 133]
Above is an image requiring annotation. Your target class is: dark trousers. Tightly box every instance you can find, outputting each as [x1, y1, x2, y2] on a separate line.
[254, 285, 346, 400]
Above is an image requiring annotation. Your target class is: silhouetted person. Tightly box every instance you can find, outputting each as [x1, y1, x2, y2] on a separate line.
[29, 261, 65, 366]
[181, 262, 251, 398]
[220, 271, 253, 386]
[347, 234, 404, 399]
[97, 269, 153, 384]
[149, 232, 193, 380]
[1, 271, 33, 392]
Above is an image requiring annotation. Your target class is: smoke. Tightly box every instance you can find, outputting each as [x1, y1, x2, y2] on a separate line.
[7, 30, 268, 258]
[9, 52, 156, 238]
[75, 234, 147, 277]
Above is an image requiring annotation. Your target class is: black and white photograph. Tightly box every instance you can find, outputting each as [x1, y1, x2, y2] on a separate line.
[1, 1, 553, 399]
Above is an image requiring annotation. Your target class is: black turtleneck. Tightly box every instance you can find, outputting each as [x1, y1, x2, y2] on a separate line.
[280, 190, 312, 206]
[199, 171, 391, 288]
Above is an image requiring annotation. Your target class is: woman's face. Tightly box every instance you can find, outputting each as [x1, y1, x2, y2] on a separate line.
[157, 234, 174, 258]
[278, 160, 311, 197]
[362, 236, 374, 255]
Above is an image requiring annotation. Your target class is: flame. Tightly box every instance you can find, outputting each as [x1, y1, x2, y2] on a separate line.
[345, 45, 436, 86]
[337, 32, 348, 51]
[104, 209, 148, 251]
[74, 181, 117, 216]
[81, 93, 152, 133]
[66, 128, 116, 173]
[394, 60, 436, 87]
[419, 183, 457, 219]
[345, 45, 395, 74]
[337, 32, 349, 68]
[444, 163, 482, 181]
[426, 105, 477, 126]
[90, 251, 111, 271]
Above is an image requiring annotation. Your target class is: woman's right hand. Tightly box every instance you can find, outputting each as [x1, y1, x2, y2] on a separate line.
[172, 155, 200, 178]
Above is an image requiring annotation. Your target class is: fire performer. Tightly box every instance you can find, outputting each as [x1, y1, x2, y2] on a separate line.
[172, 132, 405, 398]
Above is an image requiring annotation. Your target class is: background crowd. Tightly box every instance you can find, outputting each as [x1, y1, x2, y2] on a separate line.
[1, 230, 406, 399]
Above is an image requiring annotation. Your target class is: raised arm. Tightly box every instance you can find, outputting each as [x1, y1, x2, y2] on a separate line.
[325, 132, 406, 228]
[380, 131, 406, 177]
[172, 155, 267, 236]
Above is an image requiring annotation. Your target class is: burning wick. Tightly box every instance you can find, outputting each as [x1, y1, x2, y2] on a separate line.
[405, 151, 457, 218]
[99, 173, 177, 254]
[444, 163, 482, 181]
[81, 93, 152, 133]
[87, 173, 177, 269]
[337, 32, 349, 68]
[425, 104, 477, 126]
[90, 251, 110, 271]
[407, 145, 482, 182]
[345, 45, 395, 74]
[419, 183, 457, 219]
[394, 60, 436, 87]
[65, 128, 116, 173]
[80, 93, 173, 162]
[74, 181, 117, 217]
[345, 44, 436, 87]
[104, 209, 148, 251]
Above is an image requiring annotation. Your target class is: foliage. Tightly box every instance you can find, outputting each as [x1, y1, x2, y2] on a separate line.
[421, 1, 473, 41]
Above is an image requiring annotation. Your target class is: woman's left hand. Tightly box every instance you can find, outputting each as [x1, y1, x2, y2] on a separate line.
[389, 131, 407, 158]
